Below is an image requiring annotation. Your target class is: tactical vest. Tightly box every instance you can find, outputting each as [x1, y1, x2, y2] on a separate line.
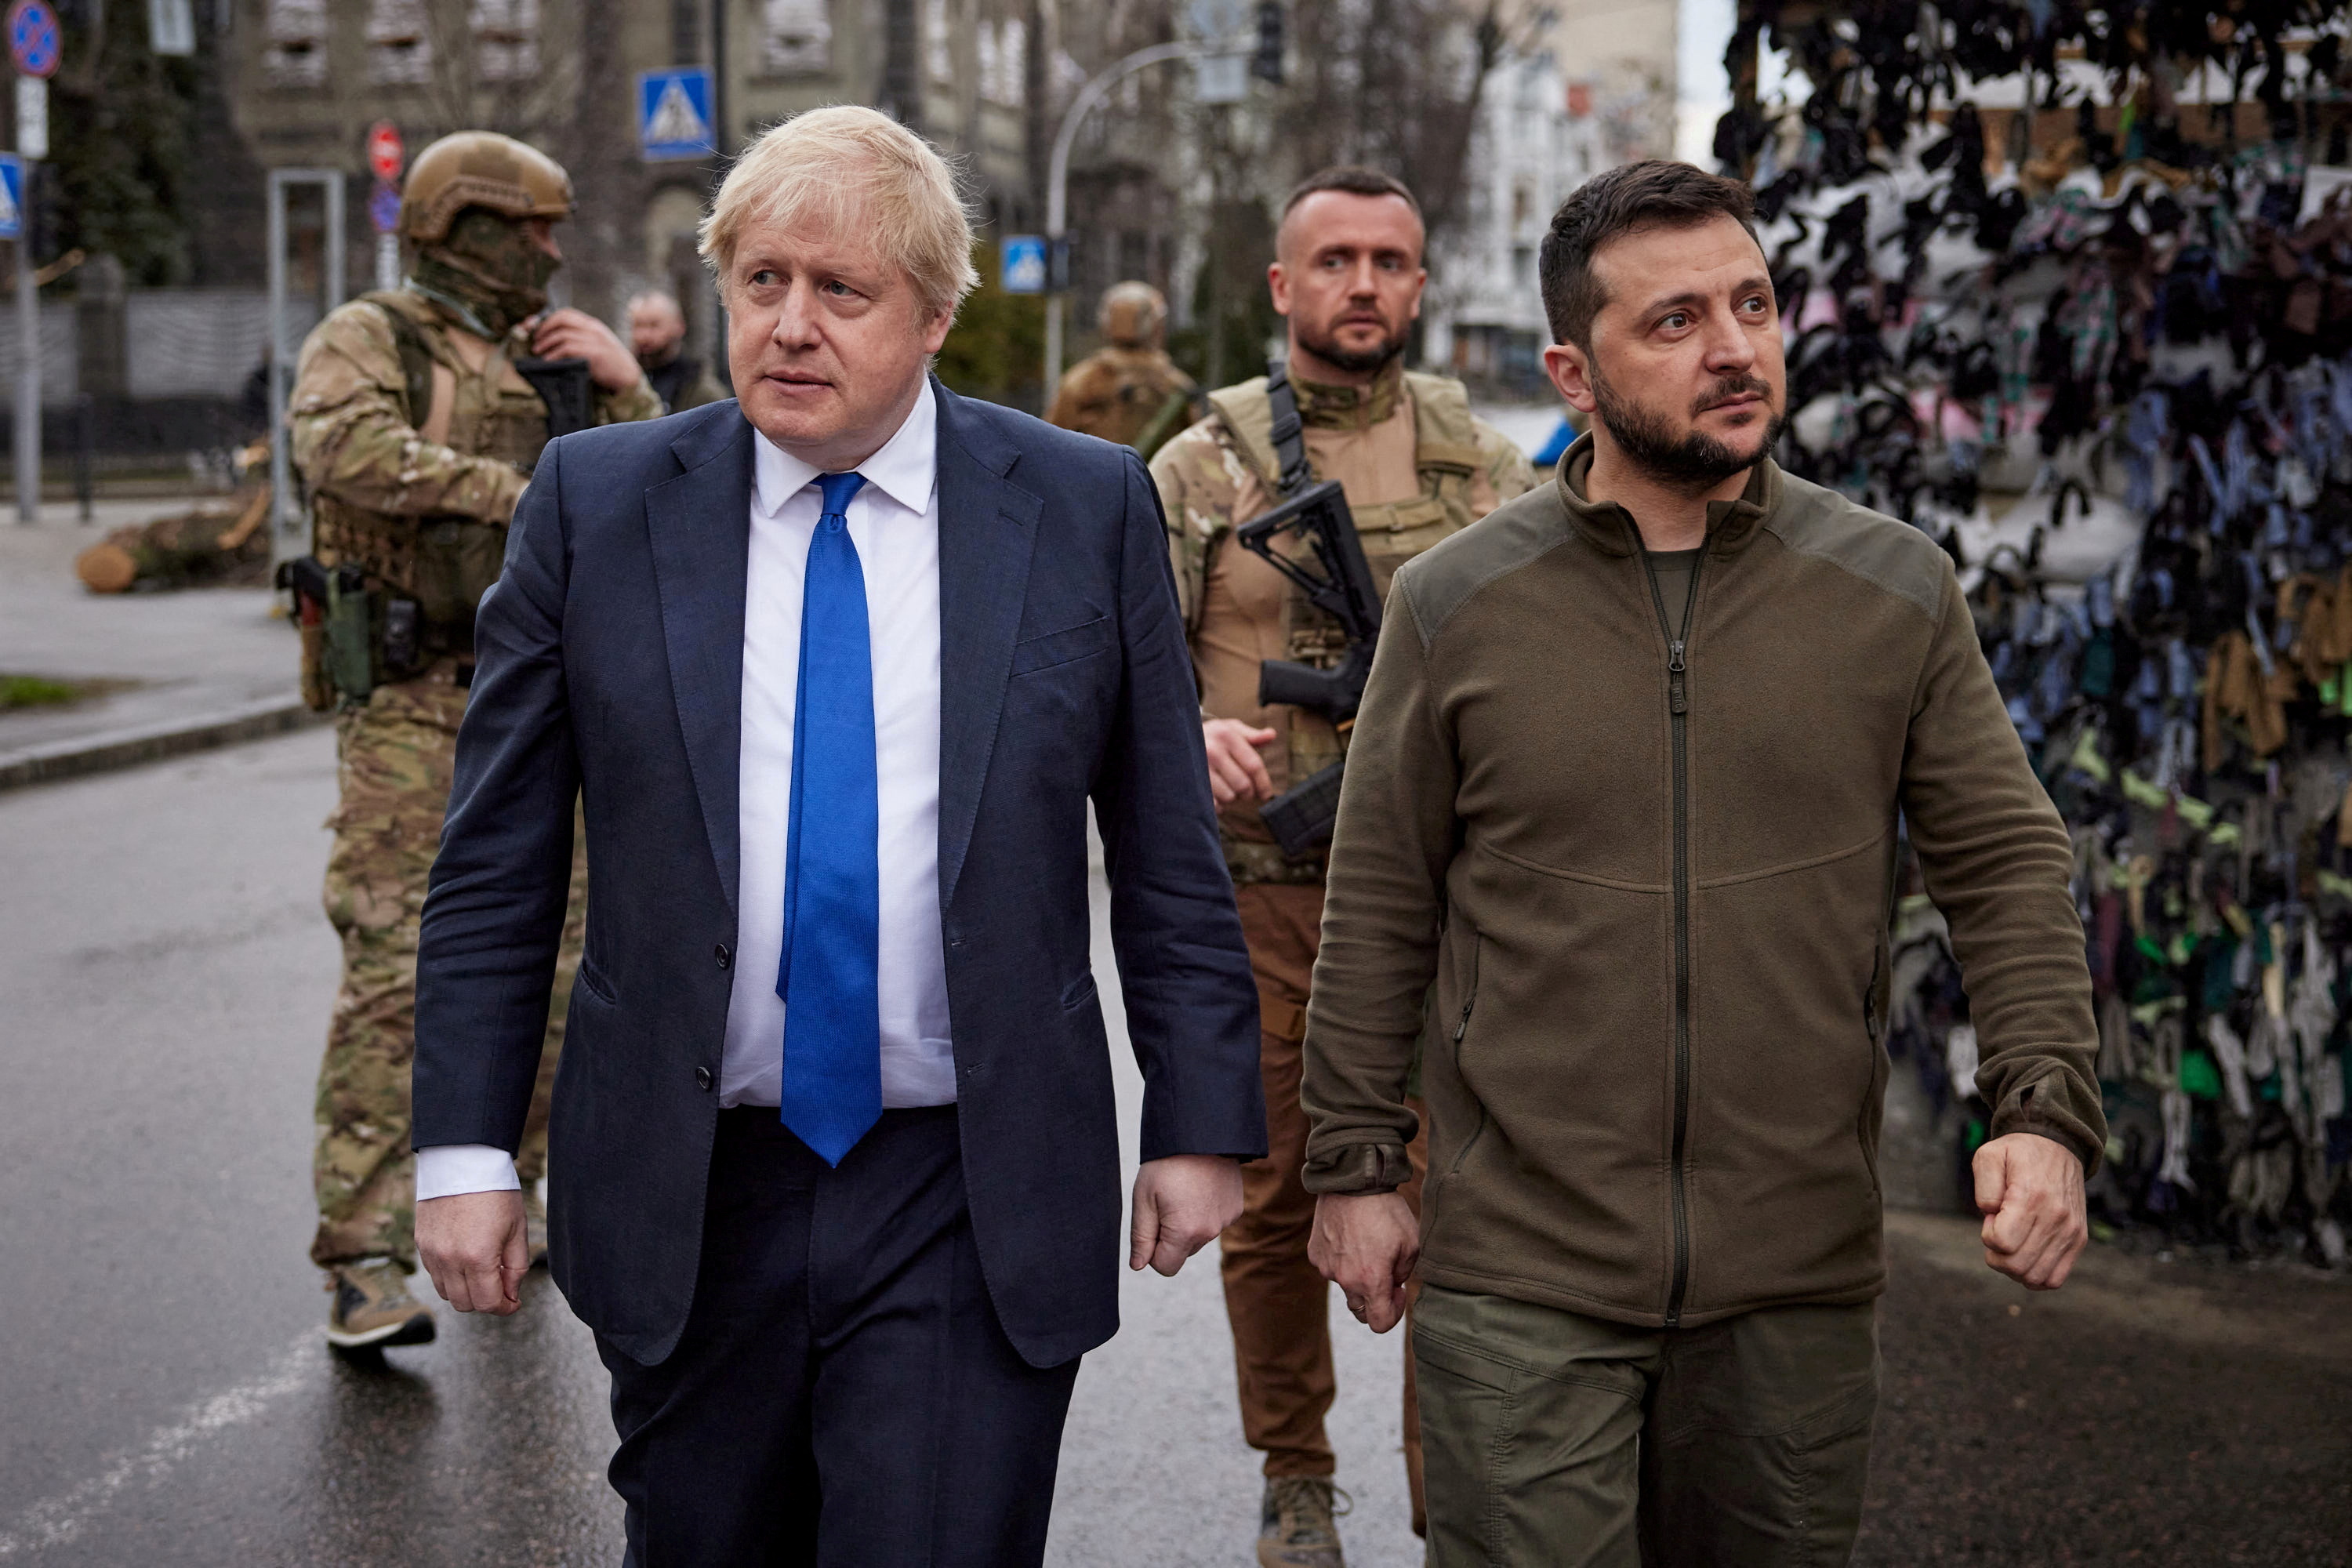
[1205, 368, 1487, 671]
[310, 289, 554, 647]
[1204, 368, 1489, 884]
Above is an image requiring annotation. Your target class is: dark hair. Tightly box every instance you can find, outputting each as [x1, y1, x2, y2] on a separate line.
[1279, 165, 1423, 225]
[1538, 161, 1760, 348]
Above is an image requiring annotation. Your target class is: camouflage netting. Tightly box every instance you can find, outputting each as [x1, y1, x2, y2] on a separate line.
[1719, 2, 2352, 1264]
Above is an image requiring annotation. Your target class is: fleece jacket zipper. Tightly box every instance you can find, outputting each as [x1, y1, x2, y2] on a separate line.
[1639, 539, 1703, 1329]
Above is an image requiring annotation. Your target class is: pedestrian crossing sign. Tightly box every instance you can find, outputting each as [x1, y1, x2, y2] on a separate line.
[0, 154, 20, 241]
[639, 69, 715, 163]
[1000, 236, 1047, 294]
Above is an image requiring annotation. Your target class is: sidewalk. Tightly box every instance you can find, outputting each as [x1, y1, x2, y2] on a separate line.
[0, 500, 318, 791]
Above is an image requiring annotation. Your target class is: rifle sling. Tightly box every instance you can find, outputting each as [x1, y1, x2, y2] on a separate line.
[1265, 358, 1314, 499]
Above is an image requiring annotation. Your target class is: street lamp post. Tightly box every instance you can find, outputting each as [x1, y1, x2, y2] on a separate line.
[1043, 40, 1210, 394]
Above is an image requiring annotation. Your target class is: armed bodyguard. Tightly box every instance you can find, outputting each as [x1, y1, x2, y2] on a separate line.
[1150, 166, 1533, 1567]
[1047, 281, 1201, 457]
[285, 132, 662, 1350]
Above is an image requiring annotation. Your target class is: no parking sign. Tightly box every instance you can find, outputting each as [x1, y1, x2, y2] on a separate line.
[5, 1, 60, 78]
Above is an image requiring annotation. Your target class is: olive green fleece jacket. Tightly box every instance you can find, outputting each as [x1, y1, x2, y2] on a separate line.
[1301, 437, 2104, 1329]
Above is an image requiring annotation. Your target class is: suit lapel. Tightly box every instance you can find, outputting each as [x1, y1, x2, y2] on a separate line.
[645, 408, 756, 917]
[933, 379, 1041, 913]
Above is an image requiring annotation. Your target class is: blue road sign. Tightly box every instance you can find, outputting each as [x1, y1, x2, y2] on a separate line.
[6, 1, 60, 78]
[368, 183, 402, 235]
[639, 69, 714, 162]
[1000, 235, 1047, 295]
[0, 154, 21, 241]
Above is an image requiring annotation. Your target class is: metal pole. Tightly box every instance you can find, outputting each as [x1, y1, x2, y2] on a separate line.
[267, 169, 344, 564]
[708, 0, 732, 394]
[322, 174, 347, 314]
[15, 161, 38, 523]
[709, 0, 729, 155]
[1044, 40, 1205, 391]
[74, 389, 89, 521]
[267, 170, 292, 557]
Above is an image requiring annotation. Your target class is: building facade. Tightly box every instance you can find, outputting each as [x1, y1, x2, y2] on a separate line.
[227, 0, 1048, 365]
[1423, 50, 1613, 398]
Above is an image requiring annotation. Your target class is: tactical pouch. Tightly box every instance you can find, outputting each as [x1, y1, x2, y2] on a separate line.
[410, 518, 508, 652]
[321, 564, 377, 703]
[1260, 760, 1347, 859]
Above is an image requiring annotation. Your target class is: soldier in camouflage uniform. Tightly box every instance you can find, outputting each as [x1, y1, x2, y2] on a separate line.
[1046, 281, 1201, 458]
[289, 131, 662, 1351]
[1151, 169, 1534, 1568]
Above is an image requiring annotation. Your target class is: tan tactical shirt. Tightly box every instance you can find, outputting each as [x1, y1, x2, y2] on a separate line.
[1151, 363, 1535, 883]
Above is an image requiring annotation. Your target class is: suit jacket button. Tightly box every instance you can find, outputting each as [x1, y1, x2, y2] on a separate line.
[694, 1065, 714, 1091]
[714, 943, 732, 970]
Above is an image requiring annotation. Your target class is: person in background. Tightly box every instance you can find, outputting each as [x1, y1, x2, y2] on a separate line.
[629, 289, 728, 413]
[1046, 281, 1200, 459]
[1151, 165, 1534, 1568]
[288, 129, 662, 1352]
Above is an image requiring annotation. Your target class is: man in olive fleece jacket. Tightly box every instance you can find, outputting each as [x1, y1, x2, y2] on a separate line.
[1300, 162, 2107, 1567]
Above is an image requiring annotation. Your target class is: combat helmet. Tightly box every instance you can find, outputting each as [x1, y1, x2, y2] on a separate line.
[399, 131, 573, 245]
[1098, 281, 1168, 348]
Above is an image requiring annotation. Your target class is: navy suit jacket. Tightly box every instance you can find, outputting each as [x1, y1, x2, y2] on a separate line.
[413, 383, 1265, 1368]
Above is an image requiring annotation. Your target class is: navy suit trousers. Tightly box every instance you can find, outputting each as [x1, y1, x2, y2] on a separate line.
[601, 1108, 1080, 1567]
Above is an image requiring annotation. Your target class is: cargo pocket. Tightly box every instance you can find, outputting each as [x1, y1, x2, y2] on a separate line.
[1425, 935, 1489, 1253]
[1857, 946, 1889, 1195]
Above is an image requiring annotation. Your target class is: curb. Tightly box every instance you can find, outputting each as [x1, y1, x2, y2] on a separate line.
[0, 697, 328, 793]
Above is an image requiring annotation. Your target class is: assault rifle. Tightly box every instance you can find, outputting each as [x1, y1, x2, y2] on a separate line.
[514, 355, 597, 439]
[1234, 475, 1382, 858]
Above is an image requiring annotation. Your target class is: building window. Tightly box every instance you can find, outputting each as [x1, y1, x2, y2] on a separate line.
[760, 0, 831, 74]
[366, 0, 433, 87]
[926, 0, 952, 82]
[473, 0, 539, 82]
[977, 17, 1024, 107]
[263, 0, 327, 89]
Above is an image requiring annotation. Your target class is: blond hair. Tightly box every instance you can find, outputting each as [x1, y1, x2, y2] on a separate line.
[699, 106, 978, 321]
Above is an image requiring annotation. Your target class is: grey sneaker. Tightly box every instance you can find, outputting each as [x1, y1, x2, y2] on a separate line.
[522, 1186, 550, 1269]
[1258, 1475, 1351, 1568]
[325, 1258, 435, 1350]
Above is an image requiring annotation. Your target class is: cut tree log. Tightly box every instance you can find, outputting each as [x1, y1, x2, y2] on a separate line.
[75, 486, 275, 594]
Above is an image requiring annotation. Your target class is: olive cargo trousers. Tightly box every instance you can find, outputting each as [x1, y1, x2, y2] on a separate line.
[309, 662, 583, 1271]
[1413, 1284, 1878, 1567]
[1223, 883, 1432, 1526]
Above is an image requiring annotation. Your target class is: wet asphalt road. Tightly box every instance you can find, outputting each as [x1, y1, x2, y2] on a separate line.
[1, 728, 2346, 1566]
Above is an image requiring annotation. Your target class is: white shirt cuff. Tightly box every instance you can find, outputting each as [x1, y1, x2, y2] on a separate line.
[415, 1144, 522, 1200]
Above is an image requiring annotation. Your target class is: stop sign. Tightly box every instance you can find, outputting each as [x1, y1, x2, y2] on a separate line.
[366, 121, 404, 184]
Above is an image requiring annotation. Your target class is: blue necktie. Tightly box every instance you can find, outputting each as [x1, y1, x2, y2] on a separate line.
[778, 470, 880, 1167]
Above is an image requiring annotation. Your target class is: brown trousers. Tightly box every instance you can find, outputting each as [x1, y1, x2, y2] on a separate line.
[1224, 882, 1430, 1529]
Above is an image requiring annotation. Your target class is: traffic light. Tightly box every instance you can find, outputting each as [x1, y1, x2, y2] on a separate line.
[1251, 1, 1283, 85]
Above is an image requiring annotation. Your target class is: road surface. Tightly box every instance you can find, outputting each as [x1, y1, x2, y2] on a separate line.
[0, 729, 2343, 1564]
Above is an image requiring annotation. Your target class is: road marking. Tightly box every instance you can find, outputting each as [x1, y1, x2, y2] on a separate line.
[0, 1333, 314, 1556]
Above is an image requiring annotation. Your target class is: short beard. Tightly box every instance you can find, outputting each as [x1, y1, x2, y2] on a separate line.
[1293, 321, 1407, 377]
[1590, 365, 1784, 491]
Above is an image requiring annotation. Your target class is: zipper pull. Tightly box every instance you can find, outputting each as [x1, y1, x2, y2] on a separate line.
[1668, 641, 1688, 714]
[1454, 998, 1474, 1042]
[1668, 640, 1686, 673]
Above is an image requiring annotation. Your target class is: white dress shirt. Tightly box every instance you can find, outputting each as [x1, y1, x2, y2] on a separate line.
[417, 383, 953, 1202]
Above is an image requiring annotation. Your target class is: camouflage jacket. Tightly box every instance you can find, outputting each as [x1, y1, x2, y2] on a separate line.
[290, 287, 661, 548]
[1150, 363, 1536, 884]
